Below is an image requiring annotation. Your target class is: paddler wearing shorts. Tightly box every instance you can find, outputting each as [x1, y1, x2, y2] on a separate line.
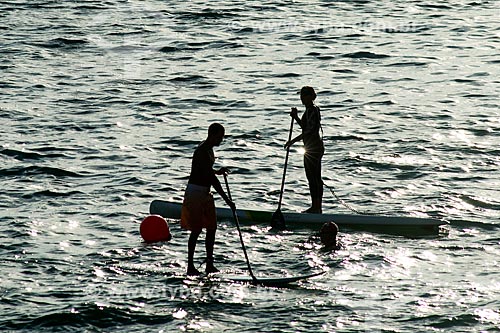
[181, 123, 236, 276]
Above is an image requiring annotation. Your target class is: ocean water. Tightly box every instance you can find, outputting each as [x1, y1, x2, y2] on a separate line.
[1, 0, 499, 332]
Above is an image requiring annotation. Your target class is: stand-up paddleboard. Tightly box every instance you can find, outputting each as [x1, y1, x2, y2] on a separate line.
[110, 263, 325, 287]
[221, 271, 325, 287]
[150, 200, 448, 235]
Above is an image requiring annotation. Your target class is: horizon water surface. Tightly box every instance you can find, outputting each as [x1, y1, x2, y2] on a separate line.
[1, 1, 499, 332]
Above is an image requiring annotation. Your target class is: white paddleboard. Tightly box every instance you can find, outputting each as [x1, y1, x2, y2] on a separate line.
[150, 200, 448, 235]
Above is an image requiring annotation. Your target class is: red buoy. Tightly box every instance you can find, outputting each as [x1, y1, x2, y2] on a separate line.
[140, 215, 172, 243]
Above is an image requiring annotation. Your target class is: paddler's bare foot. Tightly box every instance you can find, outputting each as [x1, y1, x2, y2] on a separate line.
[205, 264, 219, 274]
[303, 207, 322, 214]
[187, 266, 201, 276]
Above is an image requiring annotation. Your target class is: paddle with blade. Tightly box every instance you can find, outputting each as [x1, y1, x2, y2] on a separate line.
[223, 173, 258, 284]
[271, 115, 294, 230]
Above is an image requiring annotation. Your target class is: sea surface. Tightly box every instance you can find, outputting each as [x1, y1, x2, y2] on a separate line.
[1, 1, 499, 332]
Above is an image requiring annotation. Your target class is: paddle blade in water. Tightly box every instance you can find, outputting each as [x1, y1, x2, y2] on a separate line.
[271, 209, 286, 230]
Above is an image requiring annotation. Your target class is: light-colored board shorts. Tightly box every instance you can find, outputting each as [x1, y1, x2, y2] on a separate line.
[181, 184, 217, 231]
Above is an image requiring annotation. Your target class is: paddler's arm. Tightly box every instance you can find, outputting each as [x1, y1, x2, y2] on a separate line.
[290, 107, 302, 128]
[284, 107, 303, 150]
[211, 169, 236, 211]
[284, 134, 303, 150]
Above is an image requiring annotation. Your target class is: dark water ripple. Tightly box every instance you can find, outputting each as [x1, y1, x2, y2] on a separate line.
[0, 166, 84, 178]
[0, 148, 67, 160]
[21, 189, 84, 199]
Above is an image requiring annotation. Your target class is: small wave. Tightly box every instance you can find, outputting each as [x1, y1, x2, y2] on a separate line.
[328, 135, 364, 141]
[158, 139, 200, 148]
[310, 53, 336, 60]
[463, 94, 490, 98]
[33, 38, 89, 49]
[183, 40, 243, 51]
[7, 303, 174, 330]
[22, 190, 83, 199]
[342, 51, 390, 59]
[168, 75, 210, 83]
[417, 4, 453, 10]
[468, 72, 489, 78]
[316, 56, 335, 60]
[0, 82, 17, 88]
[54, 97, 94, 106]
[159, 45, 179, 53]
[395, 171, 426, 179]
[465, 1, 491, 7]
[175, 9, 239, 20]
[44, 122, 111, 132]
[469, 128, 493, 136]
[229, 130, 262, 140]
[1, 149, 45, 160]
[373, 77, 415, 83]
[0, 166, 83, 178]
[453, 79, 476, 83]
[0, 148, 67, 160]
[386, 62, 428, 67]
[74, 4, 109, 10]
[354, 158, 421, 171]
[343, 33, 365, 38]
[232, 26, 254, 34]
[459, 195, 500, 210]
[364, 100, 396, 105]
[138, 100, 167, 107]
[177, 98, 224, 107]
[332, 69, 356, 74]
[116, 177, 148, 186]
[448, 218, 500, 230]
[271, 72, 301, 78]
[430, 313, 480, 328]
[379, 27, 431, 33]
[226, 100, 253, 108]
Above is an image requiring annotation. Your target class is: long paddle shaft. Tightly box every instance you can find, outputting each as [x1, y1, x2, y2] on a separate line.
[271, 116, 295, 229]
[277, 117, 294, 210]
[223, 174, 257, 283]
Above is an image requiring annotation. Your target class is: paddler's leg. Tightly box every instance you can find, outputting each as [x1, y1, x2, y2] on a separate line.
[304, 152, 323, 214]
[187, 229, 202, 276]
[312, 161, 323, 213]
[205, 228, 219, 274]
[314, 155, 323, 213]
[311, 197, 322, 213]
